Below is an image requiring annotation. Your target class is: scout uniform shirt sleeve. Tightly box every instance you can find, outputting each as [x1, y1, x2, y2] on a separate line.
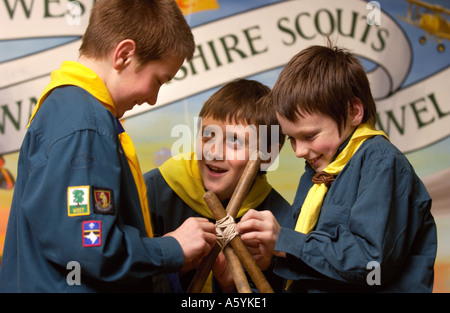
[19, 87, 183, 289]
[274, 139, 433, 287]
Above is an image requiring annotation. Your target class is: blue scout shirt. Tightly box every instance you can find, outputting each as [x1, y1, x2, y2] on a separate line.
[274, 135, 437, 292]
[0, 86, 183, 292]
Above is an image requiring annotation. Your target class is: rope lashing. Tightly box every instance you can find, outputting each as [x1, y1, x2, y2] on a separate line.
[215, 214, 239, 249]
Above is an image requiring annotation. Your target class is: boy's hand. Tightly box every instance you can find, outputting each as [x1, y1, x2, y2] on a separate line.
[165, 217, 216, 272]
[237, 209, 285, 270]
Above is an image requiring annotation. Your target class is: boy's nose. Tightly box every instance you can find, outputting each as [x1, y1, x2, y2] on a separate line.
[204, 140, 224, 161]
[210, 144, 222, 159]
[145, 95, 157, 106]
[146, 87, 160, 106]
[294, 143, 309, 159]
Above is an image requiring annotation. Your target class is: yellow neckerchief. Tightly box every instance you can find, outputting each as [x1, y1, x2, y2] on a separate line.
[285, 122, 388, 291]
[159, 152, 273, 220]
[28, 61, 153, 238]
[294, 122, 389, 234]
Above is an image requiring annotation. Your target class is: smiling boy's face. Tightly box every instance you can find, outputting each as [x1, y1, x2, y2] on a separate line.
[196, 116, 257, 202]
[277, 107, 361, 173]
[111, 54, 184, 118]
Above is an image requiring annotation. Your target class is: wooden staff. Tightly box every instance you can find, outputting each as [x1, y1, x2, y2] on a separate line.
[204, 191, 273, 293]
[223, 246, 252, 293]
[187, 151, 263, 293]
[225, 151, 263, 218]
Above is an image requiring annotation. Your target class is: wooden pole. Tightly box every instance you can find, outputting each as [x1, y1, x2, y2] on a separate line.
[223, 246, 252, 293]
[187, 151, 262, 293]
[225, 151, 263, 218]
[204, 191, 273, 293]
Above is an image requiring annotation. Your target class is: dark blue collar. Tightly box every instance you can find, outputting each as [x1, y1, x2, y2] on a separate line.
[116, 119, 125, 134]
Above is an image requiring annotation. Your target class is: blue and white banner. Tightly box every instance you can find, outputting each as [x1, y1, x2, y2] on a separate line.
[1, 0, 449, 155]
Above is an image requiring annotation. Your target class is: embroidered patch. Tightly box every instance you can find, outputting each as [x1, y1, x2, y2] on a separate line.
[93, 187, 115, 214]
[82, 221, 101, 247]
[67, 186, 90, 216]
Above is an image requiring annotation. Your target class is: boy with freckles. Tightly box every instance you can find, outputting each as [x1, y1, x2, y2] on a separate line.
[237, 44, 437, 292]
[145, 79, 290, 292]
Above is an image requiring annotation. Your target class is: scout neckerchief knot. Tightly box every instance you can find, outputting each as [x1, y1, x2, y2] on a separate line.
[158, 152, 272, 220]
[294, 122, 389, 234]
[28, 61, 153, 238]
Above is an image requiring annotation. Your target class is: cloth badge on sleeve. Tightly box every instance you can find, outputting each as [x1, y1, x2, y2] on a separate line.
[93, 187, 115, 214]
[67, 186, 90, 216]
[83, 221, 102, 247]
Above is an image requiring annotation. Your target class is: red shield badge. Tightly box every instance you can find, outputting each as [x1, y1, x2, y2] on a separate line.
[93, 187, 114, 214]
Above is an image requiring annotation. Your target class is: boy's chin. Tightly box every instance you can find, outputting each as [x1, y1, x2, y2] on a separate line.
[204, 185, 229, 202]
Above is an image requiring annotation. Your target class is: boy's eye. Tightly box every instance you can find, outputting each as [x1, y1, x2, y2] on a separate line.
[227, 134, 245, 148]
[304, 134, 316, 141]
[202, 129, 214, 139]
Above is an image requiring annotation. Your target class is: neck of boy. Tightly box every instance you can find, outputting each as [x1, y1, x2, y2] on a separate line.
[78, 55, 122, 117]
[78, 55, 105, 76]
[330, 126, 358, 165]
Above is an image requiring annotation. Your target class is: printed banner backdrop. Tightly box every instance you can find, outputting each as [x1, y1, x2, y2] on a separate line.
[1, 0, 449, 291]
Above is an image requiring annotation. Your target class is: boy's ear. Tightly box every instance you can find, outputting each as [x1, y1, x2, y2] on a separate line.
[349, 97, 364, 126]
[112, 39, 136, 71]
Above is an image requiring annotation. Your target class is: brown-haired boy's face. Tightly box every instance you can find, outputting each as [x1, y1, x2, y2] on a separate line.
[196, 116, 257, 202]
[278, 111, 355, 173]
[111, 54, 184, 118]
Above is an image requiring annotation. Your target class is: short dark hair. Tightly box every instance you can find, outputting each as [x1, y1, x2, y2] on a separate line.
[79, 0, 195, 65]
[199, 78, 285, 147]
[272, 42, 377, 128]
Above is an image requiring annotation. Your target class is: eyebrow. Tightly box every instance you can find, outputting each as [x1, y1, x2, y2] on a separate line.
[201, 124, 225, 132]
[285, 126, 320, 138]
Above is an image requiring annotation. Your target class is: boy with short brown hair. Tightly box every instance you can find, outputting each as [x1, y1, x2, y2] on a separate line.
[238, 44, 437, 292]
[79, 0, 194, 66]
[0, 0, 217, 292]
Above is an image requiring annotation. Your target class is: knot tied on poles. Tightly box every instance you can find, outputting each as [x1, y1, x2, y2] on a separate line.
[187, 151, 274, 293]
